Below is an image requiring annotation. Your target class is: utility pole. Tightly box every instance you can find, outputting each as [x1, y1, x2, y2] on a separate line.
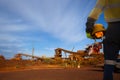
[71, 46, 75, 51]
[32, 42, 34, 60]
[32, 47, 34, 59]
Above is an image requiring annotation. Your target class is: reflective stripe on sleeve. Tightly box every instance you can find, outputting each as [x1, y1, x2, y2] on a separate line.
[105, 3, 120, 10]
[116, 62, 120, 68]
[104, 60, 116, 65]
[106, 18, 120, 22]
[95, 0, 105, 10]
[95, 4, 104, 10]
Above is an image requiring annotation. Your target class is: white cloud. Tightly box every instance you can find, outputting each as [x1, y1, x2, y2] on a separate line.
[0, 49, 13, 53]
[44, 47, 55, 51]
[0, 0, 91, 43]
[0, 24, 28, 32]
[0, 16, 34, 32]
[0, 15, 22, 23]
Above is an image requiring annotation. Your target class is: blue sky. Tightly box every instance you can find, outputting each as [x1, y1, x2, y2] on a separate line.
[0, 0, 107, 59]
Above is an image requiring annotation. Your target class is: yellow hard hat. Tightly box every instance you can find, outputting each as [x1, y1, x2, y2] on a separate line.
[92, 24, 105, 35]
[92, 24, 105, 39]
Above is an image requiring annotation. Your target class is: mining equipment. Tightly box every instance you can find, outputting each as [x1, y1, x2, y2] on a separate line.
[11, 53, 42, 61]
[54, 42, 102, 60]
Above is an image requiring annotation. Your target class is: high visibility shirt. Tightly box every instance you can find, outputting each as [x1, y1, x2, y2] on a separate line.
[88, 0, 120, 22]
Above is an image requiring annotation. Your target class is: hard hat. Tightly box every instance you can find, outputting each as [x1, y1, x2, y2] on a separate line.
[92, 24, 105, 39]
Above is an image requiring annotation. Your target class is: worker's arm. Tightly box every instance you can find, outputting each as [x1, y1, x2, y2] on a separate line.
[86, 0, 105, 34]
[88, 0, 105, 20]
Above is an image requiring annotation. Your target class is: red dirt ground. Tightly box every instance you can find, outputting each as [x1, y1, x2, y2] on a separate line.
[0, 68, 120, 80]
[0, 59, 119, 80]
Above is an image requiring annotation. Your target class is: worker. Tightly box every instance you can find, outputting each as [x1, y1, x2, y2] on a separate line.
[85, 0, 120, 80]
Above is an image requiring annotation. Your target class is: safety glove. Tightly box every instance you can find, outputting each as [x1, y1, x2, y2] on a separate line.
[86, 17, 96, 34]
[86, 17, 96, 39]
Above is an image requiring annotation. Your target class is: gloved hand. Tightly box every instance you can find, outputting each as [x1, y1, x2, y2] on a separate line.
[86, 17, 96, 34]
